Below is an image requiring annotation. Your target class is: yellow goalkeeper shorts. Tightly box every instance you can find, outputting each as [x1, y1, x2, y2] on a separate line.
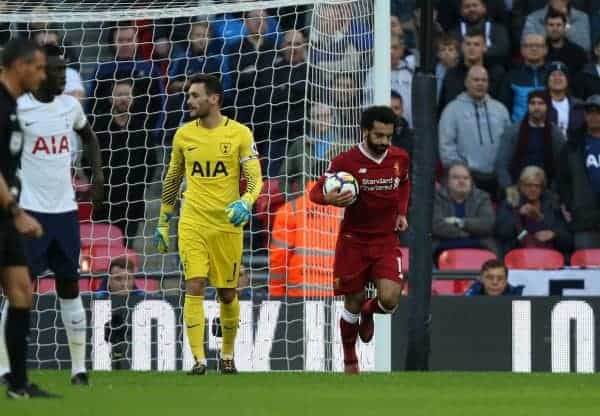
[178, 223, 243, 288]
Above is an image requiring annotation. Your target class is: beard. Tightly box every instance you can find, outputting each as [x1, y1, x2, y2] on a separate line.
[366, 139, 389, 156]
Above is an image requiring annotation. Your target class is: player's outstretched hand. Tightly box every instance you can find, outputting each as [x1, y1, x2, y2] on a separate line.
[14, 211, 43, 238]
[324, 190, 354, 207]
[226, 199, 251, 227]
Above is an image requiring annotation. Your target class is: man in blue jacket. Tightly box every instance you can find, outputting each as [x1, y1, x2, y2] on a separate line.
[465, 259, 524, 296]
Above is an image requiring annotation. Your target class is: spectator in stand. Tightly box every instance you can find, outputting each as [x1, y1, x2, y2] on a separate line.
[465, 259, 524, 296]
[448, 0, 511, 69]
[522, 0, 591, 51]
[390, 14, 404, 38]
[269, 180, 342, 298]
[332, 74, 362, 144]
[572, 34, 600, 100]
[391, 91, 415, 156]
[257, 29, 308, 177]
[168, 20, 229, 93]
[89, 24, 164, 136]
[495, 90, 565, 194]
[499, 33, 548, 123]
[435, 35, 460, 101]
[366, 33, 414, 126]
[228, 10, 278, 128]
[94, 79, 154, 248]
[152, 36, 173, 77]
[280, 102, 335, 199]
[437, 0, 509, 32]
[544, 9, 588, 76]
[546, 61, 585, 136]
[404, 1, 444, 64]
[496, 166, 572, 255]
[95, 256, 145, 298]
[438, 29, 506, 112]
[432, 163, 498, 259]
[557, 94, 600, 249]
[439, 65, 511, 197]
[309, 2, 372, 77]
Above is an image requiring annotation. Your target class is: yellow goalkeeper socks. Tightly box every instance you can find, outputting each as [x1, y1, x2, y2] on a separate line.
[220, 296, 240, 359]
[184, 295, 206, 364]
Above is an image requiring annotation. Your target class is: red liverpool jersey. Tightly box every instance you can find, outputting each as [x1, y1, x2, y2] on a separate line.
[310, 143, 411, 238]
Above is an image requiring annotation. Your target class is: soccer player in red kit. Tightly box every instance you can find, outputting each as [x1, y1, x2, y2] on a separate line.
[309, 106, 410, 374]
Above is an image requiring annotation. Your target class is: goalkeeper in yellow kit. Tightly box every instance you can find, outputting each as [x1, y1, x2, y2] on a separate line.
[154, 74, 262, 374]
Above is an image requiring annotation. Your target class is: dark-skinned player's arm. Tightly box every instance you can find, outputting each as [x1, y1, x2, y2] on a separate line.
[395, 153, 410, 232]
[0, 173, 43, 238]
[76, 123, 105, 210]
[309, 156, 354, 207]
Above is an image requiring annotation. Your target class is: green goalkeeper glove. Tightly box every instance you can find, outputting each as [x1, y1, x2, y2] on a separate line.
[154, 206, 174, 253]
[225, 199, 251, 227]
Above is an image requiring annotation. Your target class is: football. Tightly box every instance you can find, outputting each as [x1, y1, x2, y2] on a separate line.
[323, 171, 359, 202]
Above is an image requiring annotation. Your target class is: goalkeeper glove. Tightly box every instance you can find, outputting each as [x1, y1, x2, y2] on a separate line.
[154, 206, 174, 253]
[225, 199, 251, 227]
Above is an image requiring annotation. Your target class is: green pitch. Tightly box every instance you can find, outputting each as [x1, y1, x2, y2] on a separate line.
[2, 371, 599, 416]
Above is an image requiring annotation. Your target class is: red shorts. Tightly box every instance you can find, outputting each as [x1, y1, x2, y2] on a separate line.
[333, 232, 405, 296]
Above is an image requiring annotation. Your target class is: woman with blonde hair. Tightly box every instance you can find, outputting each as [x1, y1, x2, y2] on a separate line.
[495, 165, 573, 255]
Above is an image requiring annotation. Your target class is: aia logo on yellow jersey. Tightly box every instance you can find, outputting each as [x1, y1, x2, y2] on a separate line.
[191, 160, 228, 177]
[220, 142, 232, 155]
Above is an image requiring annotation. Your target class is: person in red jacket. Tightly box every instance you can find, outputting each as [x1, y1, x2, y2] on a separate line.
[309, 106, 410, 373]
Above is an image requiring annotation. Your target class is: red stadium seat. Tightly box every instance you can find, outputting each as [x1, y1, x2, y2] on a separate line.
[437, 249, 497, 270]
[399, 247, 409, 273]
[35, 277, 93, 293]
[504, 248, 565, 270]
[80, 222, 124, 249]
[431, 280, 455, 295]
[78, 202, 93, 222]
[254, 179, 285, 230]
[437, 249, 496, 294]
[570, 249, 600, 268]
[89, 245, 139, 274]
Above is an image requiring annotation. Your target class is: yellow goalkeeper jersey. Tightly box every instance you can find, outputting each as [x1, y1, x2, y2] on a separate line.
[161, 116, 262, 233]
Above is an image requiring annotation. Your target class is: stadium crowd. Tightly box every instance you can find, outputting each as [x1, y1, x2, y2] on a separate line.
[4, 0, 600, 297]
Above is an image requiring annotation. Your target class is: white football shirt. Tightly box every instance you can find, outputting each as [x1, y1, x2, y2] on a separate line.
[17, 94, 88, 213]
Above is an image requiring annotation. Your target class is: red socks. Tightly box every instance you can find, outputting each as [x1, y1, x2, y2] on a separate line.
[339, 318, 358, 363]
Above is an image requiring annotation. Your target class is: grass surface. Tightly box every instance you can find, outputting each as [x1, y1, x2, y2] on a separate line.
[1, 371, 599, 415]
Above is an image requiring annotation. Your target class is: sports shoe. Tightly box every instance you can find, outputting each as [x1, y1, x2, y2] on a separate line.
[71, 372, 89, 386]
[344, 361, 359, 374]
[6, 383, 60, 399]
[358, 312, 374, 343]
[187, 361, 207, 375]
[219, 358, 238, 374]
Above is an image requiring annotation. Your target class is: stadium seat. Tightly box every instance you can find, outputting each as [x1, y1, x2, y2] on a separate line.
[78, 201, 93, 222]
[570, 249, 600, 268]
[504, 248, 565, 270]
[80, 222, 125, 249]
[431, 280, 455, 295]
[437, 249, 497, 270]
[35, 277, 93, 294]
[89, 245, 139, 273]
[399, 247, 409, 273]
[437, 249, 496, 294]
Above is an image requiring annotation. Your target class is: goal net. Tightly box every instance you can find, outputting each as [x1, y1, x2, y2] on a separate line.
[0, 0, 387, 372]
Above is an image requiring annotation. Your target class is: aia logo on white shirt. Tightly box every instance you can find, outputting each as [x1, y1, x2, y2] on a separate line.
[32, 136, 69, 155]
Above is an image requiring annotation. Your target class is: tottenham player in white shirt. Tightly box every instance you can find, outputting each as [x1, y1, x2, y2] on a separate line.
[0, 45, 104, 386]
